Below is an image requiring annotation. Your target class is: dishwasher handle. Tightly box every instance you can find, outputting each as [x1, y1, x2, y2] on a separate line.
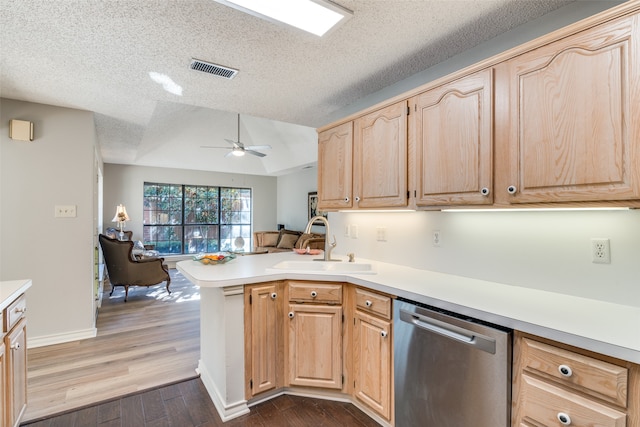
[399, 309, 496, 354]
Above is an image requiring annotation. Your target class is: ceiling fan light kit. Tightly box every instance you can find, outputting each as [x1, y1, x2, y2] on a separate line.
[201, 113, 271, 158]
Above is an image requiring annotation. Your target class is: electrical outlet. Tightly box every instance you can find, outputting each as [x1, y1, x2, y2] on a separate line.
[55, 205, 77, 218]
[376, 226, 387, 242]
[351, 224, 359, 239]
[433, 230, 441, 247]
[591, 238, 610, 264]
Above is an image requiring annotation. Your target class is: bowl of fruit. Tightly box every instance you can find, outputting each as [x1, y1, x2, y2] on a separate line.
[194, 252, 236, 265]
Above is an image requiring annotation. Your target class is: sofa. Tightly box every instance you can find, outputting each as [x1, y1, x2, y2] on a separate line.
[253, 229, 325, 253]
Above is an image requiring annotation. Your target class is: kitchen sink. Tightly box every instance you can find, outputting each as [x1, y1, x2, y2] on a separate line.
[268, 260, 376, 274]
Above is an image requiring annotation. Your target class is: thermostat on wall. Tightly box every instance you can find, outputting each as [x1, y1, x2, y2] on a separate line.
[9, 119, 34, 142]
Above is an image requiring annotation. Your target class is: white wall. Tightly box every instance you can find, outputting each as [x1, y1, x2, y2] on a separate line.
[329, 210, 640, 307]
[276, 166, 318, 232]
[0, 98, 98, 344]
[103, 164, 278, 246]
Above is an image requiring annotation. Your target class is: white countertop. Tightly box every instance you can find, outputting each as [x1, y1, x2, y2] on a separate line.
[177, 252, 640, 364]
[0, 279, 32, 311]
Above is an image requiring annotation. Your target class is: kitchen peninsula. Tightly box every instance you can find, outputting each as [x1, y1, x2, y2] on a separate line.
[177, 252, 640, 424]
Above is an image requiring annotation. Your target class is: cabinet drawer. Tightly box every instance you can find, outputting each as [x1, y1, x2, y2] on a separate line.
[288, 281, 342, 304]
[520, 374, 626, 427]
[522, 338, 628, 407]
[355, 288, 391, 319]
[4, 295, 26, 332]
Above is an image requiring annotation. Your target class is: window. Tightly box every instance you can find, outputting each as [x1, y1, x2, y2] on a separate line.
[143, 183, 251, 255]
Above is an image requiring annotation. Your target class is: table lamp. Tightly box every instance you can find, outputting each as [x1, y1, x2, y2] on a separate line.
[112, 204, 130, 240]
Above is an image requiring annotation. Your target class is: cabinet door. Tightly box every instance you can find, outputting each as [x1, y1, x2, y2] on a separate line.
[318, 122, 353, 210]
[245, 283, 282, 398]
[354, 101, 408, 208]
[411, 69, 493, 206]
[287, 304, 342, 389]
[354, 311, 392, 421]
[6, 319, 26, 427]
[499, 15, 640, 204]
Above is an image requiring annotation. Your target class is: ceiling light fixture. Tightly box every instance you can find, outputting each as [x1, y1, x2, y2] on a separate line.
[231, 147, 245, 157]
[214, 0, 353, 37]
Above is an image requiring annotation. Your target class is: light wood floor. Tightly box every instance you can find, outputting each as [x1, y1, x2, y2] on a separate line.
[23, 269, 200, 423]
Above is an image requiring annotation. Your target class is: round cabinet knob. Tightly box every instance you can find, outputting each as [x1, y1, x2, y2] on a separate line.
[10, 342, 20, 350]
[558, 364, 573, 377]
[344, 196, 350, 203]
[380, 331, 388, 338]
[355, 196, 360, 202]
[310, 291, 318, 298]
[288, 312, 295, 319]
[480, 187, 490, 196]
[270, 293, 277, 300]
[365, 300, 373, 308]
[557, 412, 571, 425]
[507, 185, 517, 194]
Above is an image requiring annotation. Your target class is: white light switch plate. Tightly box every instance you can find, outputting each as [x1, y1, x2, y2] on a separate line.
[55, 205, 77, 218]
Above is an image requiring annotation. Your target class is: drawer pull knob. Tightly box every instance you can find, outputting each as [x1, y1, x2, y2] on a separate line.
[480, 187, 490, 196]
[557, 412, 571, 425]
[380, 330, 388, 338]
[344, 196, 350, 203]
[558, 364, 573, 377]
[288, 312, 294, 319]
[15, 307, 26, 313]
[270, 293, 277, 299]
[10, 342, 20, 350]
[365, 300, 373, 307]
[507, 185, 517, 194]
[310, 291, 318, 298]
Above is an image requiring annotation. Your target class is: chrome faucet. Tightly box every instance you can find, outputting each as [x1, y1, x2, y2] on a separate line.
[304, 216, 340, 262]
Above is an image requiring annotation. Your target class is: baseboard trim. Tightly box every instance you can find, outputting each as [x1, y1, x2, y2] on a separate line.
[197, 361, 250, 422]
[27, 327, 97, 348]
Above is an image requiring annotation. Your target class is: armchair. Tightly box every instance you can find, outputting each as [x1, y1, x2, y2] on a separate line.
[99, 234, 171, 302]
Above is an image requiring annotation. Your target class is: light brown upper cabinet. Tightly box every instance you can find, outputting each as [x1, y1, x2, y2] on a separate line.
[410, 68, 494, 207]
[494, 14, 640, 205]
[317, 121, 353, 210]
[353, 100, 409, 209]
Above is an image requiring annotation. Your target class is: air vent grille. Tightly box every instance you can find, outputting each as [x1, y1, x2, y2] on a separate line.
[190, 59, 238, 79]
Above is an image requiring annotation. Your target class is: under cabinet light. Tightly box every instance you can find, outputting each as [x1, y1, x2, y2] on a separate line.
[214, 0, 353, 36]
[442, 207, 631, 212]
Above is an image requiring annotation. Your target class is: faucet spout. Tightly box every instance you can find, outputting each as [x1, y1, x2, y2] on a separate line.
[304, 216, 340, 262]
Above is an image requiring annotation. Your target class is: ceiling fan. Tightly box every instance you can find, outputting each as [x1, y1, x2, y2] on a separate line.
[201, 113, 271, 157]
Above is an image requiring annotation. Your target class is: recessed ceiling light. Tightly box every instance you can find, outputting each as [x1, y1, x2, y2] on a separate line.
[214, 0, 353, 37]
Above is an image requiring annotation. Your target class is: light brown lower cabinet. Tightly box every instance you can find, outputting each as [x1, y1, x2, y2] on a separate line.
[3, 294, 27, 427]
[244, 281, 395, 424]
[512, 331, 640, 427]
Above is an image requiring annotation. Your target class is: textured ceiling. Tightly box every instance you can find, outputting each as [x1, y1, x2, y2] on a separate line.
[0, 0, 575, 175]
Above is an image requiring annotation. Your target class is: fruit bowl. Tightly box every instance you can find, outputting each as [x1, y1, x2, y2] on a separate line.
[193, 252, 236, 265]
[293, 248, 322, 255]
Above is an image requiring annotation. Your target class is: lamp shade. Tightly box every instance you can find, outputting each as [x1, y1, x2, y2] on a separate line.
[112, 204, 130, 223]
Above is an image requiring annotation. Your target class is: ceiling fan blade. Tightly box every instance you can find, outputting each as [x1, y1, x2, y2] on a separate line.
[245, 144, 272, 151]
[245, 149, 267, 157]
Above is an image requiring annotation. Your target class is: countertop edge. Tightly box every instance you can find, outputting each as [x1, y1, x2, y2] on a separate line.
[0, 279, 32, 311]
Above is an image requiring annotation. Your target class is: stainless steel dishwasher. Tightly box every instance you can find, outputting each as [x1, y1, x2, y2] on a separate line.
[394, 298, 512, 427]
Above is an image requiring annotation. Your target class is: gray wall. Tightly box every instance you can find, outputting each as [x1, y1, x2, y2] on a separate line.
[0, 98, 98, 344]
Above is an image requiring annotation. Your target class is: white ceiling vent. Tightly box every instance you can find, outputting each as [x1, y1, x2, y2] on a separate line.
[190, 59, 239, 79]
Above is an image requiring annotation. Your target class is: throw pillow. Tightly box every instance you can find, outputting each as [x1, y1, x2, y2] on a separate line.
[277, 233, 299, 249]
[261, 232, 280, 247]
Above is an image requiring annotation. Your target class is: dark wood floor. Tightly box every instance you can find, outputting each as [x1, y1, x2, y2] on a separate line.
[21, 377, 380, 427]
